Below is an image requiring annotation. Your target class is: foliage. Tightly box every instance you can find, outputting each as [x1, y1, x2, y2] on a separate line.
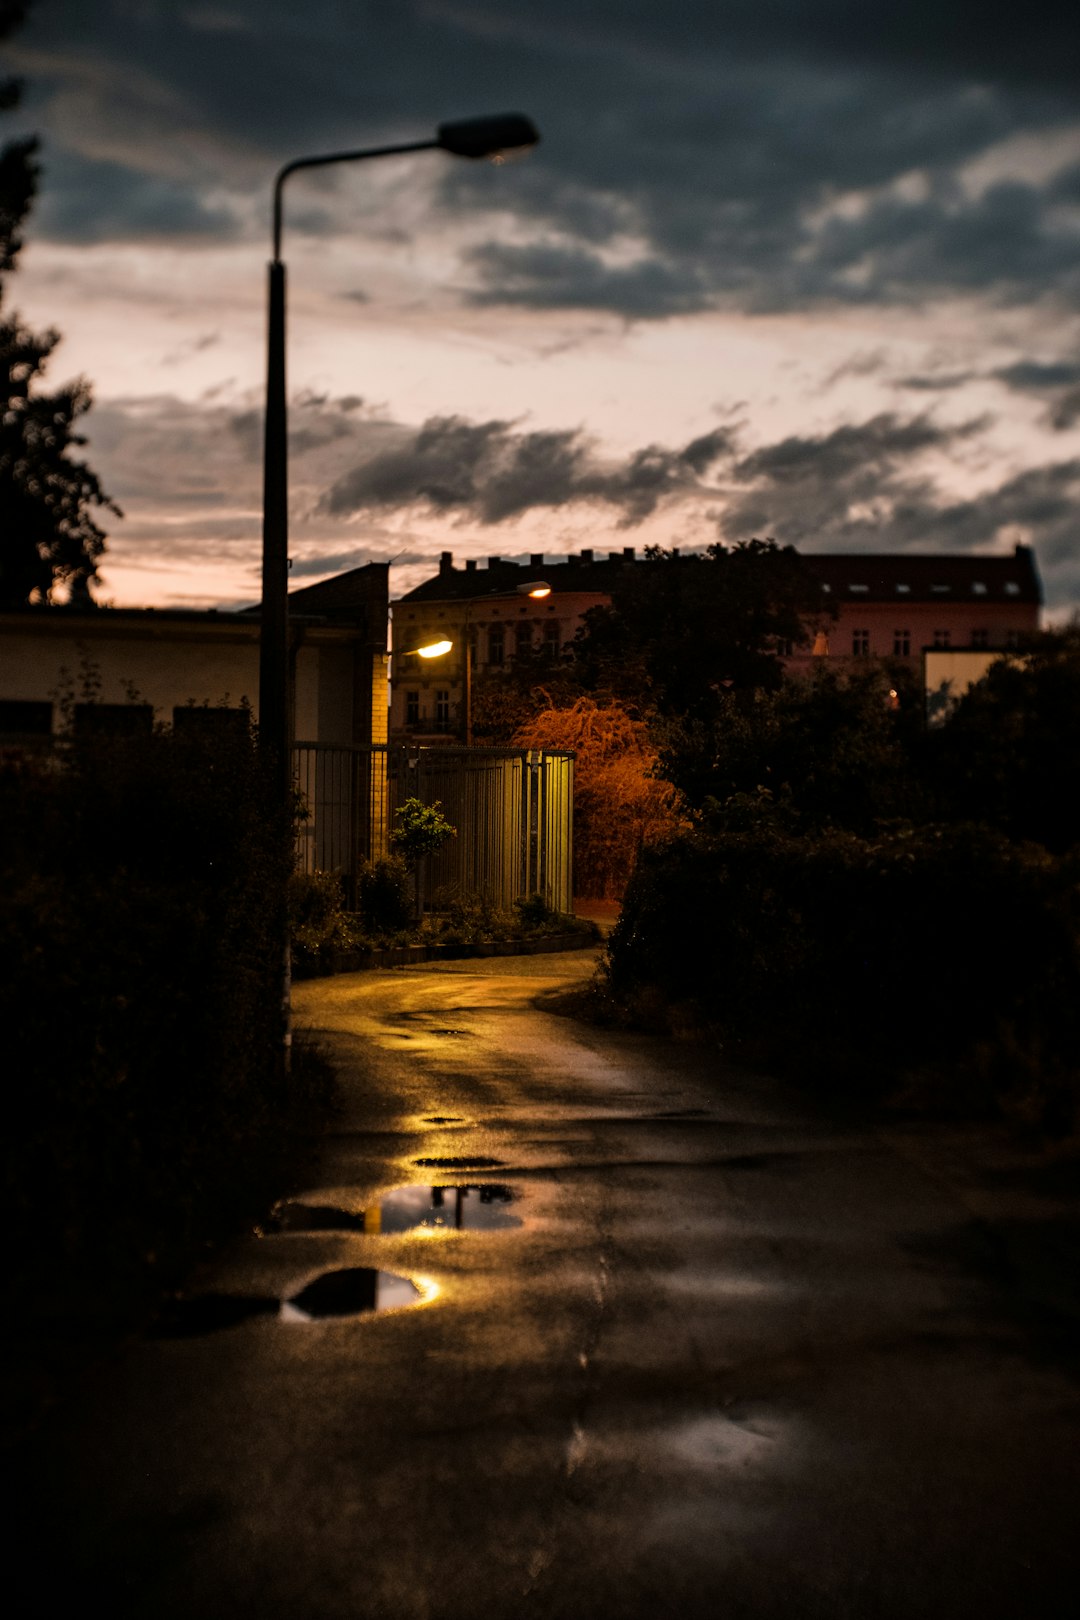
[513, 696, 683, 898]
[469, 641, 585, 742]
[390, 796, 457, 867]
[357, 855, 415, 936]
[2, 716, 331, 1330]
[288, 868, 362, 966]
[931, 626, 1080, 853]
[601, 821, 1080, 1132]
[658, 660, 928, 828]
[568, 540, 823, 718]
[0, 0, 118, 607]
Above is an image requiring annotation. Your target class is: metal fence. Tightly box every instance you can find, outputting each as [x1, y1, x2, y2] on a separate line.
[293, 742, 573, 913]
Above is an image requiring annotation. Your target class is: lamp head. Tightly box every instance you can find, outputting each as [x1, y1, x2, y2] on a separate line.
[406, 639, 454, 659]
[437, 113, 540, 161]
[518, 581, 551, 599]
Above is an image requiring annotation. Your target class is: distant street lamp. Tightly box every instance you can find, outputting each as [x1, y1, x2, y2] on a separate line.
[259, 113, 539, 1069]
[460, 580, 550, 743]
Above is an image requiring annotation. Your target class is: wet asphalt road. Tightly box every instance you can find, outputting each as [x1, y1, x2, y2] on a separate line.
[14, 949, 1080, 1618]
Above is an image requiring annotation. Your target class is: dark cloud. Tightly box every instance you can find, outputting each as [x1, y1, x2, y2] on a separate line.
[896, 372, 977, 392]
[321, 416, 734, 524]
[993, 357, 1080, 430]
[13, 1, 1080, 318]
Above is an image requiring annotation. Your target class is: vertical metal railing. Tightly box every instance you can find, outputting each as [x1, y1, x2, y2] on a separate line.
[293, 742, 573, 912]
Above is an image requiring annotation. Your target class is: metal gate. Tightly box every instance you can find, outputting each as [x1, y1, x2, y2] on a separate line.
[293, 742, 573, 913]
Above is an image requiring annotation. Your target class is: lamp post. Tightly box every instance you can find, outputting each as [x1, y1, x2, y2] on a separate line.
[259, 113, 539, 1070]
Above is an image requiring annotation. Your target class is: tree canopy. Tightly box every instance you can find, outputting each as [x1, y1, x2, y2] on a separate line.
[0, 0, 118, 607]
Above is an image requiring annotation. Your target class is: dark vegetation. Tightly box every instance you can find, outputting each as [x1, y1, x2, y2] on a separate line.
[3, 722, 334, 1424]
[471, 543, 1080, 1131]
[0, 0, 116, 608]
[289, 859, 587, 975]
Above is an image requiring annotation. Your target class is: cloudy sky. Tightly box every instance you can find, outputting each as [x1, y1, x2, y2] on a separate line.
[5, 1, 1080, 612]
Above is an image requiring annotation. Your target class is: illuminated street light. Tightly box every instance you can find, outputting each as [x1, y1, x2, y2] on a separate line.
[461, 580, 550, 744]
[259, 113, 539, 1071]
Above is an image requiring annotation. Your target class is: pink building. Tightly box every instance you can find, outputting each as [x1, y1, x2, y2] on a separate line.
[389, 545, 1042, 740]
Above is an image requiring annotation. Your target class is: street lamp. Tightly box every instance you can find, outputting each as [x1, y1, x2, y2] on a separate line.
[259, 113, 540, 1068]
[461, 580, 550, 744]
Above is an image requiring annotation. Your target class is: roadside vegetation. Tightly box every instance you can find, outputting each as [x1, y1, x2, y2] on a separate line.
[2, 719, 335, 1410]
[475, 545, 1080, 1135]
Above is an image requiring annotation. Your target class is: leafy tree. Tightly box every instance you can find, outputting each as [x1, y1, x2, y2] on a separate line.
[0, 0, 118, 607]
[656, 660, 927, 828]
[569, 540, 824, 719]
[512, 696, 683, 899]
[391, 797, 457, 917]
[934, 626, 1080, 853]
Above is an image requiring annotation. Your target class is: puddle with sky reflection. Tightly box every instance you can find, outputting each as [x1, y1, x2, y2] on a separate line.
[264, 1184, 521, 1235]
[153, 1267, 434, 1334]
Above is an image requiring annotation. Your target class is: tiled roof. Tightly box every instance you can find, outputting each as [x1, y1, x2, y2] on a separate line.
[394, 546, 1043, 607]
[803, 549, 1042, 605]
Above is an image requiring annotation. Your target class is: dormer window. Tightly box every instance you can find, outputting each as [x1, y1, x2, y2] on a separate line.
[972, 582, 987, 595]
[931, 583, 950, 594]
[821, 583, 832, 593]
[896, 584, 911, 593]
[1005, 582, 1020, 595]
[848, 583, 869, 594]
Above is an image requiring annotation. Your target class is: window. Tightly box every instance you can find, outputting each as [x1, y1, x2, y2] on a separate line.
[172, 705, 248, 738]
[1005, 629, 1020, 648]
[931, 583, 951, 594]
[893, 630, 911, 657]
[776, 637, 794, 657]
[896, 584, 911, 594]
[848, 583, 869, 594]
[852, 628, 870, 656]
[487, 624, 505, 666]
[933, 629, 950, 648]
[405, 690, 420, 727]
[1005, 582, 1020, 596]
[513, 622, 532, 657]
[73, 703, 153, 738]
[970, 628, 988, 649]
[972, 582, 987, 595]
[542, 621, 561, 659]
[0, 699, 52, 738]
[434, 690, 450, 731]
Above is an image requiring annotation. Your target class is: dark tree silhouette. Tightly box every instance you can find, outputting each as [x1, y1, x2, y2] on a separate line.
[0, 0, 118, 607]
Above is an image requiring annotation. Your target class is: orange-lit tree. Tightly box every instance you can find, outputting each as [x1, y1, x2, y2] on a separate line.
[513, 696, 682, 900]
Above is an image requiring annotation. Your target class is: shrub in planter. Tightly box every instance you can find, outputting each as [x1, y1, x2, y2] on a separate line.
[357, 855, 414, 936]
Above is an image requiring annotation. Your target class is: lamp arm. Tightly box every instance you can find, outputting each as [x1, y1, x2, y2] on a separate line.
[272, 139, 440, 258]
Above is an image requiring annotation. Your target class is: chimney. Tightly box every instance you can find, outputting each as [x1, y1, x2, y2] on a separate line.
[439, 550, 453, 575]
[488, 556, 499, 567]
[623, 546, 635, 561]
[465, 558, 477, 572]
[530, 553, 543, 568]
[608, 551, 620, 562]
[580, 549, 593, 564]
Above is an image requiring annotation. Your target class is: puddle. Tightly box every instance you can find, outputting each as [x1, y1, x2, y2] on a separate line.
[282, 1267, 431, 1320]
[647, 1108, 710, 1119]
[374, 1184, 521, 1233]
[414, 1155, 504, 1169]
[423, 1115, 465, 1125]
[432, 1029, 471, 1037]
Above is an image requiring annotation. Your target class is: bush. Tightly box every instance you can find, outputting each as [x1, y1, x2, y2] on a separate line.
[2, 721, 331, 1331]
[289, 869, 360, 966]
[357, 855, 414, 936]
[603, 822, 1080, 1130]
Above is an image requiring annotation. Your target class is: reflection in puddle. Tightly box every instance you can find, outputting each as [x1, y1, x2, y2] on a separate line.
[282, 1266, 431, 1320]
[414, 1155, 504, 1169]
[423, 1116, 465, 1125]
[262, 1184, 520, 1234]
[376, 1184, 521, 1233]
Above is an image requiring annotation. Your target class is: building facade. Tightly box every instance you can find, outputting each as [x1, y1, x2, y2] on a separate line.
[389, 545, 1042, 739]
[0, 563, 389, 750]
